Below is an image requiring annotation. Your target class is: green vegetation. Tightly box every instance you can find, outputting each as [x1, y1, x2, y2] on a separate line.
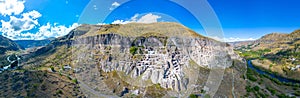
[277, 44, 300, 59]
[201, 89, 206, 93]
[294, 91, 300, 96]
[61, 66, 65, 71]
[130, 46, 145, 55]
[130, 46, 138, 55]
[258, 91, 268, 98]
[245, 64, 300, 98]
[189, 94, 197, 98]
[266, 87, 277, 95]
[59, 72, 62, 76]
[72, 79, 78, 84]
[56, 90, 63, 94]
[246, 68, 258, 82]
[33, 83, 40, 89]
[145, 83, 167, 98]
[246, 85, 253, 92]
[276, 93, 295, 98]
[269, 64, 273, 68]
[0, 55, 10, 68]
[67, 76, 72, 80]
[253, 86, 260, 91]
[238, 49, 270, 59]
[154, 83, 162, 88]
[204, 94, 211, 98]
[50, 66, 55, 72]
[246, 85, 268, 98]
[262, 74, 297, 86]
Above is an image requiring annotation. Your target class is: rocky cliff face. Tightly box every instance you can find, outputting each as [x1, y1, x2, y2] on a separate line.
[66, 23, 238, 95]
[72, 33, 232, 91]
[24, 22, 245, 97]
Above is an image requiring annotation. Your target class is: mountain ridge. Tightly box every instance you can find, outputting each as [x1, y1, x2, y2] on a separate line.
[19, 22, 246, 97]
[0, 35, 22, 54]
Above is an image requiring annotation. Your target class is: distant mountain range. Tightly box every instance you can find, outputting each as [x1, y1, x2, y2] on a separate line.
[0, 35, 53, 54]
[14, 38, 53, 49]
[234, 30, 300, 51]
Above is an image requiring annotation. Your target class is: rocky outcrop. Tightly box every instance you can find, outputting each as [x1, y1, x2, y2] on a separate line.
[71, 32, 233, 92]
[26, 22, 240, 97]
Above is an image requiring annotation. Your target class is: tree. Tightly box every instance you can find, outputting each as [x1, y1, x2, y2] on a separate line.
[253, 86, 260, 91]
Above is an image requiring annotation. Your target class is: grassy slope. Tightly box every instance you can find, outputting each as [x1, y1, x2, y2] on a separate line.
[236, 29, 300, 80]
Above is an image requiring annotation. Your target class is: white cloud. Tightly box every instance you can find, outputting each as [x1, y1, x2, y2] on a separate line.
[19, 23, 80, 40]
[0, 0, 79, 40]
[0, 0, 25, 16]
[111, 20, 130, 24]
[112, 13, 161, 24]
[0, 10, 42, 39]
[0, 10, 79, 40]
[211, 36, 256, 42]
[97, 23, 106, 25]
[112, 2, 120, 7]
[93, 5, 98, 10]
[109, 2, 120, 10]
[137, 13, 161, 23]
[22, 10, 42, 19]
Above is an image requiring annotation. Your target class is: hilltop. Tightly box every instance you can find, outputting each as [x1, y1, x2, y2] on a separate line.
[0, 35, 22, 54]
[78, 22, 205, 38]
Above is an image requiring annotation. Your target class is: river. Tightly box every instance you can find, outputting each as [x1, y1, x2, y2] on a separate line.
[247, 60, 300, 84]
[0, 55, 20, 73]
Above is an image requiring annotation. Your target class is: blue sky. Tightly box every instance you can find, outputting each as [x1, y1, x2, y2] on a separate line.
[209, 0, 300, 41]
[0, 0, 299, 41]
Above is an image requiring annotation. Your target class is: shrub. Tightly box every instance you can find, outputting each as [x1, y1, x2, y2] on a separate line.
[72, 79, 78, 84]
[269, 64, 273, 68]
[253, 86, 260, 91]
[50, 66, 55, 71]
[246, 86, 252, 92]
[67, 76, 72, 80]
[266, 87, 276, 95]
[130, 46, 138, 55]
[258, 91, 267, 98]
[189, 94, 197, 98]
[56, 90, 63, 94]
[276, 94, 289, 98]
[247, 74, 257, 82]
[294, 91, 300, 96]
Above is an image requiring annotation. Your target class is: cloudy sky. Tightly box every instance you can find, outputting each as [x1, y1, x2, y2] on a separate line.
[0, 0, 300, 42]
